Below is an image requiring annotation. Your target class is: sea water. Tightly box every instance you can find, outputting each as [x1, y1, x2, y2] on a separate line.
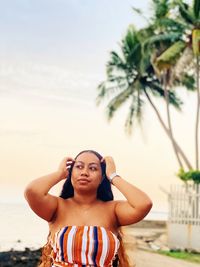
[0, 202, 48, 251]
[0, 202, 168, 252]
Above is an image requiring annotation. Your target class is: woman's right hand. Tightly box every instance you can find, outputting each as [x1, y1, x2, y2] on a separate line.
[58, 157, 75, 179]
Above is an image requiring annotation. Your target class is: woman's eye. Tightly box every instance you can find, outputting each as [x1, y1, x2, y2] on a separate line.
[90, 167, 97, 171]
[75, 164, 83, 169]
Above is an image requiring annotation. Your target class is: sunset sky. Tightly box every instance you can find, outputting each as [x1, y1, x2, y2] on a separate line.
[0, 0, 196, 212]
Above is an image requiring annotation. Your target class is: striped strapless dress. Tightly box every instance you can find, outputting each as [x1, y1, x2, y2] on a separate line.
[50, 225, 119, 267]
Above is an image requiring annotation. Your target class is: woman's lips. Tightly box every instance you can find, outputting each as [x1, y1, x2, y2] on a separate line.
[77, 178, 90, 183]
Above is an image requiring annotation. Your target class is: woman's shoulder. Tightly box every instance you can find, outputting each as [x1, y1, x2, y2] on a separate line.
[99, 199, 118, 210]
[57, 197, 74, 205]
[103, 199, 119, 206]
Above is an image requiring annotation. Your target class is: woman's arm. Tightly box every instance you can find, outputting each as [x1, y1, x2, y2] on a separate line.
[24, 157, 73, 222]
[104, 156, 153, 226]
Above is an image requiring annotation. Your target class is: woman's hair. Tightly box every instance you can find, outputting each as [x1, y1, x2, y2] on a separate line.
[117, 230, 133, 267]
[60, 150, 114, 201]
[38, 150, 130, 267]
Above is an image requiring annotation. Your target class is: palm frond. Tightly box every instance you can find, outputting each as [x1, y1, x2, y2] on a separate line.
[121, 26, 142, 67]
[155, 40, 186, 71]
[140, 50, 152, 74]
[138, 26, 154, 40]
[168, 90, 183, 110]
[124, 97, 135, 135]
[132, 7, 143, 16]
[194, 0, 200, 19]
[135, 90, 143, 124]
[106, 76, 127, 83]
[96, 81, 128, 105]
[106, 51, 127, 75]
[154, 17, 185, 31]
[125, 90, 144, 134]
[152, 0, 170, 19]
[96, 82, 107, 105]
[143, 32, 182, 52]
[178, 73, 196, 91]
[106, 86, 133, 119]
[132, 6, 150, 23]
[177, 0, 195, 24]
[146, 81, 183, 110]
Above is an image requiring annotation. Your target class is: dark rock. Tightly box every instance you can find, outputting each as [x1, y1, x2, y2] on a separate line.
[0, 248, 42, 267]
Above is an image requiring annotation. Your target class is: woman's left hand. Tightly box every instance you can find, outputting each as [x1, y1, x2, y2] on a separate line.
[102, 156, 116, 178]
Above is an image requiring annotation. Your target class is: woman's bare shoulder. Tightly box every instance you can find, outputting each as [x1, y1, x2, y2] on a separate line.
[102, 199, 118, 206]
[99, 199, 118, 211]
[57, 197, 71, 204]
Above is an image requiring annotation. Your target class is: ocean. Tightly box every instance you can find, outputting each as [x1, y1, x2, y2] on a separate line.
[0, 202, 48, 252]
[0, 202, 168, 252]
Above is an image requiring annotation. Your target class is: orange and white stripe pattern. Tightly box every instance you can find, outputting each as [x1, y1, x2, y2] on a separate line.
[50, 225, 119, 267]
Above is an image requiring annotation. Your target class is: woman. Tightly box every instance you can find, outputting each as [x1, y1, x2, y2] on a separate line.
[24, 150, 152, 267]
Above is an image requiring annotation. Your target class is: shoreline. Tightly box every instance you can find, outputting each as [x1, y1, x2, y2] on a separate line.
[1, 220, 199, 267]
[0, 220, 167, 267]
[0, 220, 167, 252]
[0, 220, 199, 267]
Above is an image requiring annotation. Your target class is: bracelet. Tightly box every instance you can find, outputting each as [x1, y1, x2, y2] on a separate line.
[109, 172, 120, 184]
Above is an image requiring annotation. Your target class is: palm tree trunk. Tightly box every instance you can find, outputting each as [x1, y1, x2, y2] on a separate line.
[195, 56, 200, 169]
[144, 88, 193, 170]
[163, 72, 184, 169]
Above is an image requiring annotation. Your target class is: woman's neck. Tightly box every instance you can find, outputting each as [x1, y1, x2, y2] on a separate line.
[72, 192, 98, 206]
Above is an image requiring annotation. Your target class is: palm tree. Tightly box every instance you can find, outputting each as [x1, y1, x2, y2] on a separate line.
[147, 0, 188, 169]
[140, 0, 196, 170]
[97, 25, 192, 169]
[151, 0, 200, 170]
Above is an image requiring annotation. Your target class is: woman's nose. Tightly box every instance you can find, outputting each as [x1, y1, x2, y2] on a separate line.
[80, 167, 89, 176]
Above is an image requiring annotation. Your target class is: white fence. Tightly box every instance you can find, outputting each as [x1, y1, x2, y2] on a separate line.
[168, 184, 200, 251]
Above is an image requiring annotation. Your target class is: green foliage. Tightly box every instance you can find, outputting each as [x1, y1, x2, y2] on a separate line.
[154, 17, 185, 31]
[143, 32, 181, 53]
[159, 250, 200, 264]
[106, 87, 133, 119]
[96, 0, 199, 139]
[156, 40, 186, 70]
[146, 81, 183, 109]
[121, 26, 142, 68]
[194, 0, 200, 19]
[176, 0, 195, 24]
[178, 73, 196, 91]
[152, 0, 170, 19]
[177, 168, 200, 183]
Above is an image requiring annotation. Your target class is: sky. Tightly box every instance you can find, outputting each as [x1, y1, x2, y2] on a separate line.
[0, 0, 197, 213]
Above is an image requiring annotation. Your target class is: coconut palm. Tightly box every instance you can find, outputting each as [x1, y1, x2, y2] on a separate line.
[147, 0, 188, 169]
[139, 0, 196, 170]
[97, 25, 192, 169]
[151, 0, 200, 170]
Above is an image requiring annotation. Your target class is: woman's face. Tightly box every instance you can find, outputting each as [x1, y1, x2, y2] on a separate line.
[71, 152, 102, 192]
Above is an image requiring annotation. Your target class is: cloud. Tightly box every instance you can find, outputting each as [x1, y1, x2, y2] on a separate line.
[0, 60, 102, 105]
